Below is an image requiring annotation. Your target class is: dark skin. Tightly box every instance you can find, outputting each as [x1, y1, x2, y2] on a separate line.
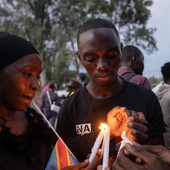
[112, 144, 170, 170]
[76, 28, 149, 144]
[77, 28, 123, 98]
[107, 106, 148, 144]
[0, 54, 42, 134]
[121, 53, 144, 75]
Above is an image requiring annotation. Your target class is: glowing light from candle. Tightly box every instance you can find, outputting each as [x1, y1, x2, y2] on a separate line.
[88, 123, 107, 164]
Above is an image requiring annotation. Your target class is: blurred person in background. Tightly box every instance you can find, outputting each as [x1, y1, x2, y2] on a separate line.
[76, 72, 87, 86]
[118, 45, 152, 89]
[157, 62, 170, 149]
[66, 80, 82, 97]
[41, 83, 60, 127]
[38, 80, 55, 106]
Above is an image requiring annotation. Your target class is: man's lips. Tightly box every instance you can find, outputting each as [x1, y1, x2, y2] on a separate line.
[97, 75, 111, 80]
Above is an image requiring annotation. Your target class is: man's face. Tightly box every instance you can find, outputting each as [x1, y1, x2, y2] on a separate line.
[77, 28, 122, 87]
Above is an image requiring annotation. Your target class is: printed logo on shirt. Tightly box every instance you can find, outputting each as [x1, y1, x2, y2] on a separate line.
[76, 123, 91, 135]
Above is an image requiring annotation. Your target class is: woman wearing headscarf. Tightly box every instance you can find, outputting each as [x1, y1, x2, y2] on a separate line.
[0, 32, 57, 170]
[0, 32, 102, 170]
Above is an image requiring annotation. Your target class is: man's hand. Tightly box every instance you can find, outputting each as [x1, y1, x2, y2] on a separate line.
[107, 106, 148, 144]
[127, 111, 148, 143]
[113, 143, 170, 170]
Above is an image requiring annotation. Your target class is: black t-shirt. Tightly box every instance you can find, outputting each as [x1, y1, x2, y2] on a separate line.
[56, 80, 166, 162]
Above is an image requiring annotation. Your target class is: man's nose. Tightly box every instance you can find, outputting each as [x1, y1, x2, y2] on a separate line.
[96, 58, 109, 70]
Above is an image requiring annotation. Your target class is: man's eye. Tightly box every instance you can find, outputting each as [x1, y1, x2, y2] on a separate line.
[107, 51, 118, 58]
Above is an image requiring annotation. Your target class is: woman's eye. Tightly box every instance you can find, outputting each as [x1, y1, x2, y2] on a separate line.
[23, 70, 32, 77]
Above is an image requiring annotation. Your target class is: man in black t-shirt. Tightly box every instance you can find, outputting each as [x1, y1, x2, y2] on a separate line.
[56, 19, 166, 162]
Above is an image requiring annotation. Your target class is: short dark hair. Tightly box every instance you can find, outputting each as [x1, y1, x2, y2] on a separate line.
[161, 62, 170, 81]
[122, 45, 143, 62]
[67, 81, 82, 89]
[78, 72, 86, 81]
[49, 83, 56, 90]
[77, 18, 119, 45]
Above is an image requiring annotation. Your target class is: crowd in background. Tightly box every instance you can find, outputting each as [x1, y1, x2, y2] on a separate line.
[38, 72, 87, 128]
[1, 18, 169, 170]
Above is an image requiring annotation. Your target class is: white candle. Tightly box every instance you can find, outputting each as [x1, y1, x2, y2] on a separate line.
[89, 130, 104, 163]
[102, 125, 110, 170]
[121, 131, 132, 144]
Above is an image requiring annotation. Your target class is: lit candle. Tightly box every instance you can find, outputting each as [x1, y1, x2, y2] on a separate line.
[118, 131, 132, 153]
[121, 131, 132, 144]
[88, 124, 105, 163]
[102, 125, 110, 170]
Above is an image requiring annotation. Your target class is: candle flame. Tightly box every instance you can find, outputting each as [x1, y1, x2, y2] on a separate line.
[99, 123, 108, 131]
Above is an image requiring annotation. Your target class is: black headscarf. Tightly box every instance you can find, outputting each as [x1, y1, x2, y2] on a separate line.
[0, 32, 39, 70]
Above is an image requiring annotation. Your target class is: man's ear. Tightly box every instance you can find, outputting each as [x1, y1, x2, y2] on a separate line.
[132, 55, 137, 62]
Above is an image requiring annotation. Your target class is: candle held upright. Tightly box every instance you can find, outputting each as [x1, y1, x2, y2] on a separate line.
[102, 125, 110, 170]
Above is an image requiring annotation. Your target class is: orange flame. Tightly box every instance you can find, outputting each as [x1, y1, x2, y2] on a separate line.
[99, 123, 108, 131]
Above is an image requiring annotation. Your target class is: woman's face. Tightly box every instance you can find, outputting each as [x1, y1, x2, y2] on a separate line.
[0, 54, 42, 111]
